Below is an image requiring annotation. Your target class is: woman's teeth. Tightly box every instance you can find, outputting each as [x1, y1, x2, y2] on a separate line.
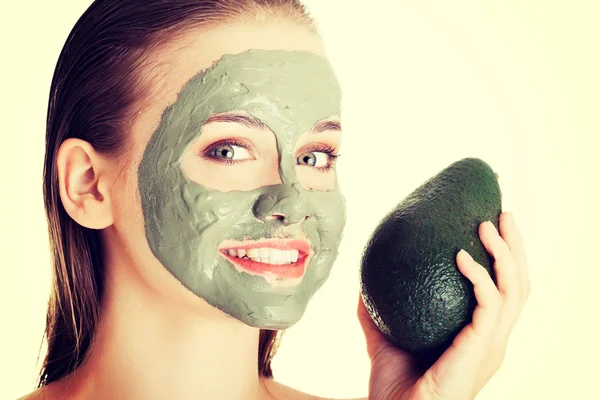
[224, 248, 299, 265]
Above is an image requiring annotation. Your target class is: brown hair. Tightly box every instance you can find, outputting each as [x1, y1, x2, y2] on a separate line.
[40, 0, 315, 387]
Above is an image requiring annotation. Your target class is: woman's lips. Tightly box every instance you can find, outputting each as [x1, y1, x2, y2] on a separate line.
[222, 253, 308, 279]
[218, 239, 312, 279]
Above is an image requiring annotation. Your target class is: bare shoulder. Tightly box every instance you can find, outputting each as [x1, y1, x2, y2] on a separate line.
[262, 378, 366, 400]
[17, 382, 65, 400]
[17, 387, 48, 400]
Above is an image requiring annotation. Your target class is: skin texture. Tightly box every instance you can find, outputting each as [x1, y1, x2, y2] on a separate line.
[138, 49, 346, 329]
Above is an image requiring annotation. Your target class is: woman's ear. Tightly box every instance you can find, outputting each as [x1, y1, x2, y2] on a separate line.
[56, 138, 114, 229]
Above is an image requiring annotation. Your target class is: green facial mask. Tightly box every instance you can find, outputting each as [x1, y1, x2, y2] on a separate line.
[138, 49, 346, 329]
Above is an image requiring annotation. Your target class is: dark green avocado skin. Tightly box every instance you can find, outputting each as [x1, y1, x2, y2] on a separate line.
[359, 158, 501, 373]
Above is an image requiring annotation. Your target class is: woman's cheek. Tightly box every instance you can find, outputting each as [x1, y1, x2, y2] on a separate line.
[184, 157, 282, 192]
[296, 166, 336, 191]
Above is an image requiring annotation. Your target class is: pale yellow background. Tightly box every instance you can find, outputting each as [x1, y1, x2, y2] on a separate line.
[0, 0, 598, 399]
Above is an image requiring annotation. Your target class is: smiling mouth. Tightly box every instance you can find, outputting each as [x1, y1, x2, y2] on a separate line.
[218, 239, 312, 280]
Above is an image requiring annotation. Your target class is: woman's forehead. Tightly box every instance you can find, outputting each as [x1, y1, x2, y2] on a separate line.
[177, 50, 341, 113]
[131, 23, 334, 158]
[153, 22, 328, 108]
[148, 50, 341, 153]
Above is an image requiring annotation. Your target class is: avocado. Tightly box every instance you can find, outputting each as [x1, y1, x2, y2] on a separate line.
[359, 157, 501, 373]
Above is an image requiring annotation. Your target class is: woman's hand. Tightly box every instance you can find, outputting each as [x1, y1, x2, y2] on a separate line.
[357, 212, 530, 400]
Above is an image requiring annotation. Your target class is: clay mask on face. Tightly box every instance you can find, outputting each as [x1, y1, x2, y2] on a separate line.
[138, 49, 346, 329]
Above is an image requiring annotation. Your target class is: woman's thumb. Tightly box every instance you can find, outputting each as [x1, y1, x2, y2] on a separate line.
[357, 292, 394, 361]
[357, 292, 416, 369]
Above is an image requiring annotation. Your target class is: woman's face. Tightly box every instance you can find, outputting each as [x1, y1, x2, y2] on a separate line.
[109, 22, 344, 328]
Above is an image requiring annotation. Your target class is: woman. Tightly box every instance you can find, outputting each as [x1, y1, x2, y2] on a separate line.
[23, 0, 530, 399]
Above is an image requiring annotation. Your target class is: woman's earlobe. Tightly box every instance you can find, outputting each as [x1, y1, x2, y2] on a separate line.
[56, 138, 114, 229]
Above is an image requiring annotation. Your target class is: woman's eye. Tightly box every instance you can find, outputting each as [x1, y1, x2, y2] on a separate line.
[209, 144, 252, 161]
[296, 151, 329, 167]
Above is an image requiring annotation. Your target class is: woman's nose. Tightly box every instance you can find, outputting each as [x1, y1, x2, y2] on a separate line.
[252, 185, 311, 225]
[265, 212, 310, 224]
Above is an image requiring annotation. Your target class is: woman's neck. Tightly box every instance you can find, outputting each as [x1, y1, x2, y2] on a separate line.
[49, 248, 274, 400]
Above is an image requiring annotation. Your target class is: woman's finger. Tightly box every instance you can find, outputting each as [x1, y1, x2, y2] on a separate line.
[456, 249, 502, 339]
[499, 212, 528, 270]
[499, 212, 531, 299]
[479, 220, 520, 303]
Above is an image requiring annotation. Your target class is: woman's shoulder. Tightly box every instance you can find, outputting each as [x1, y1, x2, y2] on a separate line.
[17, 387, 50, 400]
[262, 378, 366, 400]
[20, 379, 366, 400]
[263, 378, 324, 400]
[17, 381, 66, 400]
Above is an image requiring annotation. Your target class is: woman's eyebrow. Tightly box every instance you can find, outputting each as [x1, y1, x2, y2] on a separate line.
[205, 113, 267, 130]
[204, 113, 341, 133]
[310, 120, 341, 134]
